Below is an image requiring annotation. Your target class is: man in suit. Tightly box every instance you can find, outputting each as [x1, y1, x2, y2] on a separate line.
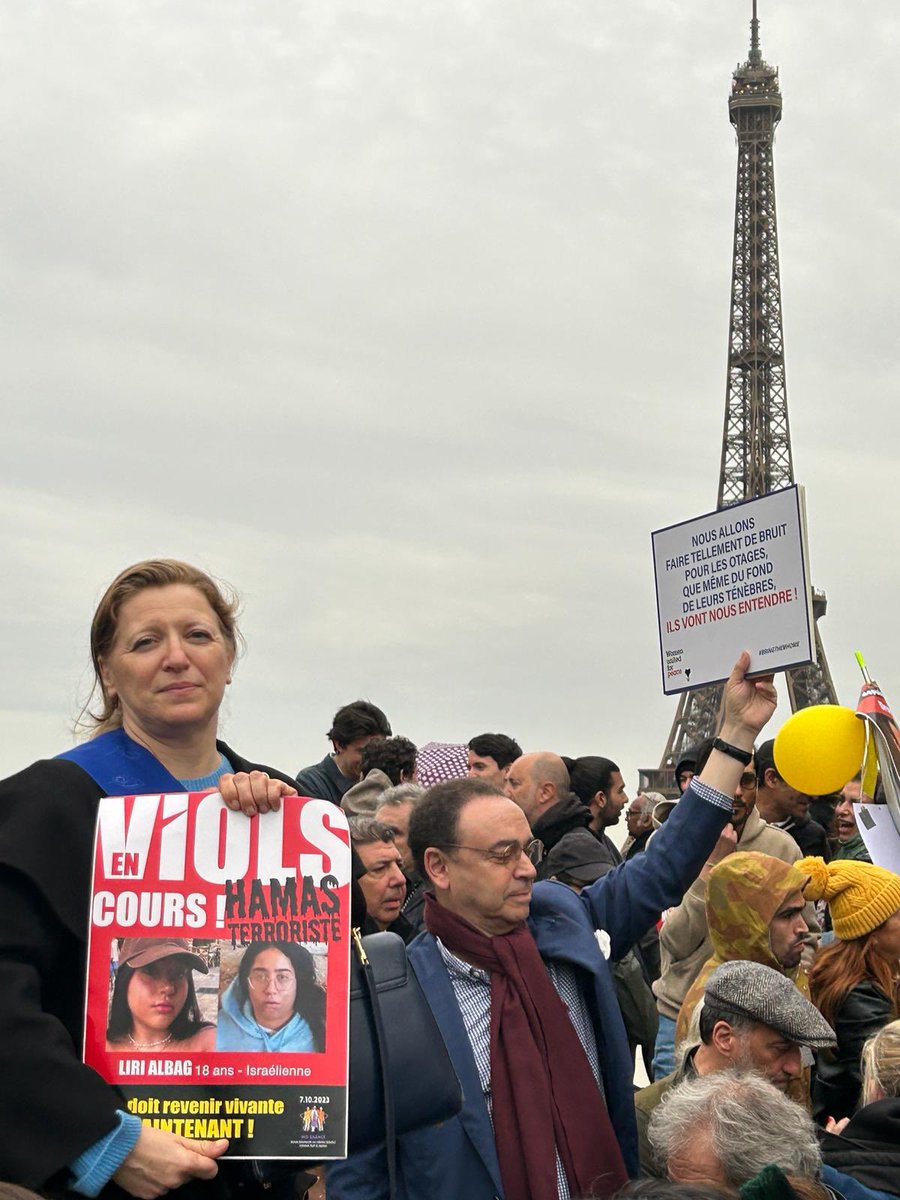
[327, 653, 776, 1200]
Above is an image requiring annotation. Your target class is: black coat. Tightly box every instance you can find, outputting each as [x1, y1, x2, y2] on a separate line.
[813, 981, 895, 1123]
[821, 1097, 900, 1195]
[532, 794, 614, 882]
[787, 814, 831, 860]
[0, 744, 296, 1196]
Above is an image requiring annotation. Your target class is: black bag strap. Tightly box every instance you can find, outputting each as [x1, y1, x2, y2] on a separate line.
[352, 928, 398, 1199]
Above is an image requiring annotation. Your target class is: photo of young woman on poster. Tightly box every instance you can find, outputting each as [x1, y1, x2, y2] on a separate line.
[217, 941, 326, 1052]
[106, 938, 216, 1052]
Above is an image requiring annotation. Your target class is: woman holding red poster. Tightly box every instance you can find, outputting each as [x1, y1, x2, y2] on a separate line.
[0, 560, 301, 1200]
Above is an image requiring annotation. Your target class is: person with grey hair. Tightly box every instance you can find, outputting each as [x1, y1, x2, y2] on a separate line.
[647, 1072, 822, 1191]
[348, 817, 412, 941]
[624, 793, 663, 860]
[374, 784, 426, 873]
[635, 961, 835, 1176]
[375, 783, 428, 931]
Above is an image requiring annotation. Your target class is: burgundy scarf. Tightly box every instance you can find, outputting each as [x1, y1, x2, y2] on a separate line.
[425, 894, 627, 1200]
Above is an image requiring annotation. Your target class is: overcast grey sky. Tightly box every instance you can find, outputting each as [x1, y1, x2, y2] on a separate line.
[2, 0, 897, 788]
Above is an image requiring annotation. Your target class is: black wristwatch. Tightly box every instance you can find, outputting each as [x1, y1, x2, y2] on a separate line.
[711, 737, 752, 767]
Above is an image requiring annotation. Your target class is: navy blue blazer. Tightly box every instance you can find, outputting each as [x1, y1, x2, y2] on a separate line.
[328, 780, 731, 1200]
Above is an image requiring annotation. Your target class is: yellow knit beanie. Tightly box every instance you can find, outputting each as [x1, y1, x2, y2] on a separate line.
[800, 856, 900, 940]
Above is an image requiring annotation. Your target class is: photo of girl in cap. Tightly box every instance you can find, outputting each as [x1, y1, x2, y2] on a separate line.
[106, 938, 216, 1052]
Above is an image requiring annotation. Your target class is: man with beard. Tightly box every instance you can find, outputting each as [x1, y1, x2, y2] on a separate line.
[651, 737, 808, 1080]
[635, 960, 835, 1175]
[673, 853, 818, 1118]
[756, 739, 829, 859]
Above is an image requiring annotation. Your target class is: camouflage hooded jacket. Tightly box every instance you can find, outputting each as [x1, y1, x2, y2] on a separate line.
[676, 850, 812, 1045]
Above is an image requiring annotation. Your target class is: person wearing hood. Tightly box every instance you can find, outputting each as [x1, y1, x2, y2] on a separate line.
[676, 851, 813, 1048]
[674, 753, 697, 795]
[217, 941, 326, 1053]
[651, 736, 809, 1080]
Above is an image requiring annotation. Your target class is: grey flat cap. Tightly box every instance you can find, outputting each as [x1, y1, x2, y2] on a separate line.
[704, 960, 835, 1049]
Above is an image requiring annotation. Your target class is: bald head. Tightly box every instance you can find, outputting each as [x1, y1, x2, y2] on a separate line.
[504, 752, 571, 827]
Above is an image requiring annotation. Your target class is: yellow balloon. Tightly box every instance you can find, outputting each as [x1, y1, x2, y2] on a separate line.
[773, 705, 865, 795]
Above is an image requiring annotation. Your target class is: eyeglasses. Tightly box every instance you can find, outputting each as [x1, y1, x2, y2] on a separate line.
[441, 838, 544, 867]
[738, 772, 758, 791]
[247, 969, 296, 992]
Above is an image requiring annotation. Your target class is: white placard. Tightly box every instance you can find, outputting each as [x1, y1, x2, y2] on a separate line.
[855, 803, 900, 875]
[652, 486, 815, 694]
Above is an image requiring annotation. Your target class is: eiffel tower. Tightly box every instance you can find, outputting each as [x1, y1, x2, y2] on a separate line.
[642, 3, 837, 795]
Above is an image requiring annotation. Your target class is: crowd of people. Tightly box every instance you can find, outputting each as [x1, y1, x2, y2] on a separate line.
[0, 558, 897, 1200]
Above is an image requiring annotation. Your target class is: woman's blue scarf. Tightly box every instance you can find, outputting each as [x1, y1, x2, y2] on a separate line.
[57, 728, 183, 795]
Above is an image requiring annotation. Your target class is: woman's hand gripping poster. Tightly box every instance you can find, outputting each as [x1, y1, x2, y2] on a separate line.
[83, 790, 351, 1159]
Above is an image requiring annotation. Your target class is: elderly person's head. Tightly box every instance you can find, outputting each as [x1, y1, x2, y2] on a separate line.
[626, 792, 661, 842]
[374, 784, 426, 874]
[504, 753, 571, 827]
[647, 1072, 821, 1195]
[350, 817, 407, 929]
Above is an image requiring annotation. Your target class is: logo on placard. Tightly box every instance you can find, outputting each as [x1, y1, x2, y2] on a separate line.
[302, 1104, 327, 1134]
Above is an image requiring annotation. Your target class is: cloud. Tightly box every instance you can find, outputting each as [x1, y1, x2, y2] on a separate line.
[1, 0, 897, 786]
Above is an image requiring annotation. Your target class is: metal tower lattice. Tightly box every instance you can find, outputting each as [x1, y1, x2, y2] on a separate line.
[642, 4, 837, 794]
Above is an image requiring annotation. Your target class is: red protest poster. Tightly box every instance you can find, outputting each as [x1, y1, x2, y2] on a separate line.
[83, 792, 351, 1159]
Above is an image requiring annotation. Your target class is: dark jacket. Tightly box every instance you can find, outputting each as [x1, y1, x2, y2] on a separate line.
[401, 872, 427, 932]
[295, 752, 351, 805]
[327, 778, 732, 1200]
[0, 743, 296, 1197]
[786, 814, 831, 859]
[821, 1097, 900, 1195]
[533, 794, 606, 881]
[814, 981, 895, 1122]
[534, 797, 658, 1047]
[595, 828, 624, 867]
[625, 829, 652, 861]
